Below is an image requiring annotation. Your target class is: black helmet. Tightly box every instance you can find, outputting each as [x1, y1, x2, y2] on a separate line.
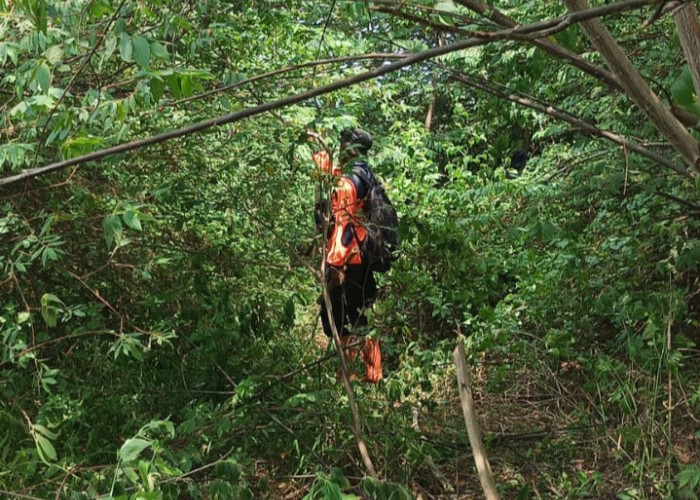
[339, 128, 373, 155]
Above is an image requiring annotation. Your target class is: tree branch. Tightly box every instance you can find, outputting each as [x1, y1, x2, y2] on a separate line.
[170, 53, 406, 108]
[446, 68, 692, 177]
[453, 0, 622, 90]
[564, 0, 699, 174]
[0, 0, 667, 188]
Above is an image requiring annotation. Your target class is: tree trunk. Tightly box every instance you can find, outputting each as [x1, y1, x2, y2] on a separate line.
[673, 2, 700, 98]
[564, 0, 700, 175]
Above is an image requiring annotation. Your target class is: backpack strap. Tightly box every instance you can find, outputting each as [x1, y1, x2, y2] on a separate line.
[351, 164, 375, 199]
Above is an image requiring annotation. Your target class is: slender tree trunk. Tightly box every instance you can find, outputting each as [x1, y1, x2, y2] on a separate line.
[564, 0, 700, 174]
[673, 2, 700, 98]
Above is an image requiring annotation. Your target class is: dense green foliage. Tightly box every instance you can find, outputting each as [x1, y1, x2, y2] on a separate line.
[1, 0, 699, 499]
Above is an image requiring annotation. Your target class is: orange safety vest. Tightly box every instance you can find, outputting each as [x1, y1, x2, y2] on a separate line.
[312, 151, 367, 267]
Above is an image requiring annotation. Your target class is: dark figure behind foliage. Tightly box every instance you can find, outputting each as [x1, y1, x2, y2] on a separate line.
[507, 149, 528, 179]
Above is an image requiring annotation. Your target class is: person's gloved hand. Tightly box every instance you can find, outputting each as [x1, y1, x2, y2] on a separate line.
[326, 266, 345, 288]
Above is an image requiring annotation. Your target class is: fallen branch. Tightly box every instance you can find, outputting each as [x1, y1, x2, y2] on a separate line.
[453, 342, 501, 500]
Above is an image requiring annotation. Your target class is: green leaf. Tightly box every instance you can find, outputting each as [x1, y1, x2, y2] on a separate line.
[41, 293, 64, 327]
[34, 62, 51, 94]
[671, 66, 700, 117]
[36, 434, 57, 462]
[165, 73, 181, 98]
[34, 424, 59, 440]
[677, 246, 700, 271]
[119, 438, 151, 463]
[0, 42, 19, 65]
[41, 247, 59, 267]
[329, 467, 350, 489]
[123, 210, 142, 231]
[119, 33, 132, 62]
[322, 482, 343, 500]
[40, 307, 57, 327]
[150, 76, 165, 102]
[45, 45, 63, 65]
[149, 41, 169, 60]
[181, 75, 194, 97]
[132, 36, 151, 69]
[103, 214, 123, 247]
[61, 136, 104, 160]
[678, 464, 700, 489]
[122, 466, 139, 483]
[34, 1, 48, 35]
[89, 0, 114, 18]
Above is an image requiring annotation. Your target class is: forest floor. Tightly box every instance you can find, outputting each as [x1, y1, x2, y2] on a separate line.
[264, 333, 700, 500]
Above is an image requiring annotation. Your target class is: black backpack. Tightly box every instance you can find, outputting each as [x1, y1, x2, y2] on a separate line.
[353, 166, 399, 273]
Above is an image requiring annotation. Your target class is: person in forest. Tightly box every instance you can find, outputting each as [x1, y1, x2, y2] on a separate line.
[310, 128, 382, 383]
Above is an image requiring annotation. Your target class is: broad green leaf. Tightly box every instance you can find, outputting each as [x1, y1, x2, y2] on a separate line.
[41, 293, 64, 327]
[41, 307, 57, 327]
[34, 62, 51, 93]
[103, 214, 123, 247]
[165, 73, 181, 98]
[330, 467, 350, 489]
[102, 35, 118, 61]
[671, 66, 700, 117]
[119, 438, 151, 462]
[119, 33, 132, 62]
[0, 42, 19, 65]
[123, 210, 142, 230]
[678, 464, 700, 489]
[34, 424, 59, 439]
[61, 136, 104, 160]
[180, 75, 194, 97]
[36, 435, 57, 461]
[34, 1, 48, 35]
[150, 41, 169, 60]
[132, 36, 151, 68]
[677, 246, 700, 271]
[89, 0, 114, 18]
[122, 466, 139, 483]
[44, 45, 63, 65]
[150, 77, 165, 102]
